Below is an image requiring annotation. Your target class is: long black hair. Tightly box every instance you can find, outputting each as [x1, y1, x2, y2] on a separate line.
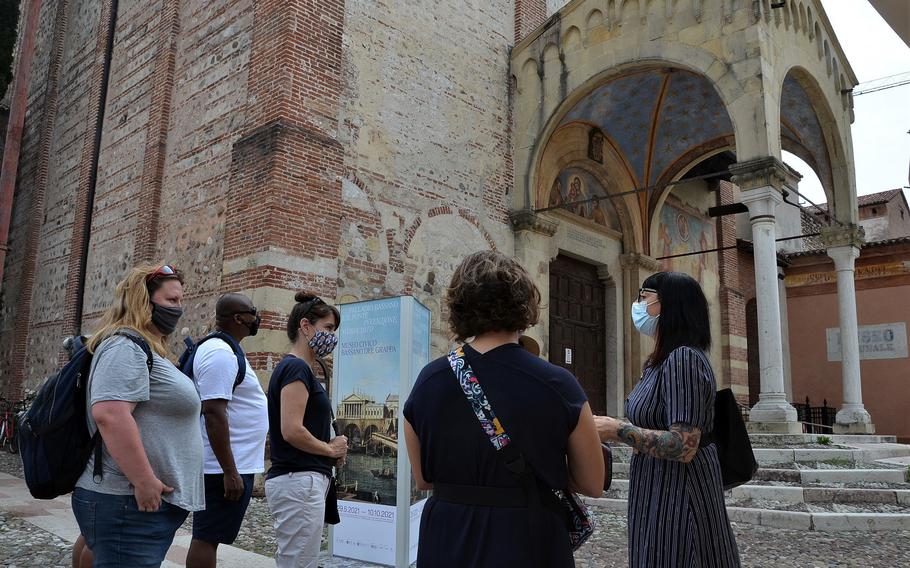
[643, 271, 711, 367]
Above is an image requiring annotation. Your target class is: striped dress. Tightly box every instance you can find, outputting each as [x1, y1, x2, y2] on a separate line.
[625, 346, 741, 568]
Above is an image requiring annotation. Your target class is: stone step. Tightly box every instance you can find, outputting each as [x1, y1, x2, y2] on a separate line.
[602, 480, 910, 506]
[748, 434, 897, 446]
[755, 467, 908, 485]
[753, 446, 910, 466]
[585, 497, 910, 531]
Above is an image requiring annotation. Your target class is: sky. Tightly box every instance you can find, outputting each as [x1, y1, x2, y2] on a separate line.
[786, 0, 910, 206]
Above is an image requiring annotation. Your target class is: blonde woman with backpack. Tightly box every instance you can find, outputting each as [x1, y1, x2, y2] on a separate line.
[71, 264, 204, 568]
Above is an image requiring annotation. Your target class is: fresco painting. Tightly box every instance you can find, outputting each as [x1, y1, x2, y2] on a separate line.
[547, 167, 621, 232]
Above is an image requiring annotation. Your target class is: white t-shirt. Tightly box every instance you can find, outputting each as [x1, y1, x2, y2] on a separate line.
[194, 337, 269, 474]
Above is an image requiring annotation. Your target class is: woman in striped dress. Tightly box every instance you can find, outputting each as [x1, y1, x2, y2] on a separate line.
[595, 271, 741, 567]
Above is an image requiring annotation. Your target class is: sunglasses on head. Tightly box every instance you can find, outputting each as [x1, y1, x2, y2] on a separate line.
[146, 264, 178, 282]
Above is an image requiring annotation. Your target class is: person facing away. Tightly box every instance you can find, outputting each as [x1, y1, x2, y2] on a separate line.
[594, 271, 741, 568]
[71, 263, 204, 568]
[403, 250, 605, 568]
[265, 291, 348, 568]
[185, 293, 269, 568]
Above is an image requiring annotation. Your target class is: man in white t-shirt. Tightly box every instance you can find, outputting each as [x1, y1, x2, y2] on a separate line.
[186, 293, 268, 568]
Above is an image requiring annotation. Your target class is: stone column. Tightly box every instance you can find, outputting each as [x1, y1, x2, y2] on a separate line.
[510, 210, 558, 358]
[619, 253, 661, 398]
[731, 158, 800, 433]
[821, 225, 875, 434]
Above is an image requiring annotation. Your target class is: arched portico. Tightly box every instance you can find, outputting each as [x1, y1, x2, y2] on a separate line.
[510, 0, 866, 432]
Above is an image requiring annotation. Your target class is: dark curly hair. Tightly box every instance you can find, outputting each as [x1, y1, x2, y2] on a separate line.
[446, 250, 540, 341]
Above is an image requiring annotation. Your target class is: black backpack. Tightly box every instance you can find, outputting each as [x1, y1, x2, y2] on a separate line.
[18, 331, 153, 499]
[177, 330, 246, 392]
[706, 388, 759, 490]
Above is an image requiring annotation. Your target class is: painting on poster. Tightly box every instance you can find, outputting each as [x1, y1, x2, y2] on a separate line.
[331, 296, 430, 566]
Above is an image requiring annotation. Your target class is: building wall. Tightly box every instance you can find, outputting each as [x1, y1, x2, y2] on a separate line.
[1, 0, 518, 391]
[335, 0, 515, 357]
[786, 243, 910, 441]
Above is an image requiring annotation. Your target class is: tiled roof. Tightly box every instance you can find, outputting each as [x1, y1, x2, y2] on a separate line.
[783, 235, 910, 259]
[809, 188, 904, 214]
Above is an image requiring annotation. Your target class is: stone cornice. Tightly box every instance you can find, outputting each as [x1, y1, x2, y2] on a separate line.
[820, 224, 865, 249]
[729, 157, 801, 193]
[620, 253, 661, 272]
[508, 209, 558, 237]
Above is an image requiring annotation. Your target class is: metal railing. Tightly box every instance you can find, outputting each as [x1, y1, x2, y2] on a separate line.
[793, 397, 835, 433]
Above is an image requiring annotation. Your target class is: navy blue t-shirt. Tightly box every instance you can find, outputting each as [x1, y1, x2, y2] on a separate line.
[403, 342, 588, 568]
[266, 355, 334, 479]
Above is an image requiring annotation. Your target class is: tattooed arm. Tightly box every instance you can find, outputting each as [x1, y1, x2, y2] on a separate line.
[594, 416, 701, 463]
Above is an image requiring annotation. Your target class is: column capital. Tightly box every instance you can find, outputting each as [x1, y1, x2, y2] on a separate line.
[730, 157, 801, 193]
[509, 209, 558, 236]
[740, 186, 783, 219]
[820, 224, 865, 250]
[620, 253, 661, 272]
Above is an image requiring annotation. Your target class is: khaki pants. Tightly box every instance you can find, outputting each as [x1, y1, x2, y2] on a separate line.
[265, 471, 330, 568]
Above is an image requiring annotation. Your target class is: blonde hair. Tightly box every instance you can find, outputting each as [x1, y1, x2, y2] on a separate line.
[86, 262, 184, 357]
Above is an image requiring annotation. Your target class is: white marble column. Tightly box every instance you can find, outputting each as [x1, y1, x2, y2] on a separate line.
[731, 158, 800, 433]
[823, 225, 874, 434]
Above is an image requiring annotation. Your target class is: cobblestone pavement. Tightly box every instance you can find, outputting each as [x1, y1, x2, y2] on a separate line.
[3, 452, 909, 567]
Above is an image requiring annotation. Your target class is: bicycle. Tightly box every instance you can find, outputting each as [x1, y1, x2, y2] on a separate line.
[0, 398, 18, 454]
[0, 395, 33, 454]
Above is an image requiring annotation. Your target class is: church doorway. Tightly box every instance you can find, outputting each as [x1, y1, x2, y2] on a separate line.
[549, 255, 608, 414]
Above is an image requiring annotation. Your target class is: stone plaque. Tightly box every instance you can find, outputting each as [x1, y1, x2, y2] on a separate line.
[826, 322, 908, 361]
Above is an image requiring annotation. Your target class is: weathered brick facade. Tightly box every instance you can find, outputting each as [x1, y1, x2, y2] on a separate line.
[1, 0, 519, 392]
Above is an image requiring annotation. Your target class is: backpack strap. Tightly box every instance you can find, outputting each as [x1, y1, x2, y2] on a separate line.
[190, 331, 246, 391]
[93, 330, 154, 483]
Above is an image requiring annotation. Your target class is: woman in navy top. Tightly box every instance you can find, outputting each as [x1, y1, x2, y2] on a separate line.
[595, 272, 741, 567]
[265, 291, 348, 568]
[404, 251, 604, 567]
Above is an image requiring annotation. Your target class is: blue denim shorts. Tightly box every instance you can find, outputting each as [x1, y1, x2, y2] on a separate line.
[192, 473, 255, 544]
[72, 487, 189, 568]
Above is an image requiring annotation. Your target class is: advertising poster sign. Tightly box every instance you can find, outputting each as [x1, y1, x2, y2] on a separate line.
[331, 296, 430, 566]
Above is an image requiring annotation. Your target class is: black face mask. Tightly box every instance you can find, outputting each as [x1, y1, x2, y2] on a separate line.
[151, 303, 183, 335]
[245, 314, 261, 337]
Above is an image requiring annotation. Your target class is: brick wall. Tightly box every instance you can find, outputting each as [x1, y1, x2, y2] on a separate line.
[516, 0, 548, 42]
[338, 0, 514, 356]
[715, 180, 748, 400]
[3, 0, 519, 390]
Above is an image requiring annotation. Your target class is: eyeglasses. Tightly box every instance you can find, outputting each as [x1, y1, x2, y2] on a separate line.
[146, 264, 177, 282]
[637, 287, 658, 302]
[234, 307, 258, 316]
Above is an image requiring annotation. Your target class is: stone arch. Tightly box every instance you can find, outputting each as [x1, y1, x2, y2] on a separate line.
[814, 23, 822, 55]
[620, 0, 638, 24]
[524, 56, 746, 247]
[586, 9, 603, 30]
[563, 26, 582, 51]
[779, 66, 854, 222]
[798, 2, 807, 33]
[535, 123, 640, 247]
[783, 1, 792, 28]
[823, 40, 831, 75]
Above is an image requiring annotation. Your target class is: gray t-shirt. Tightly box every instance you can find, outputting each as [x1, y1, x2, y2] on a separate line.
[76, 333, 205, 511]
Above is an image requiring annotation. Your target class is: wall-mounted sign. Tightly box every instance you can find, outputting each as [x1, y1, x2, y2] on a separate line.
[565, 348, 573, 365]
[826, 322, 908, 361]
[786, 261, 910, 288]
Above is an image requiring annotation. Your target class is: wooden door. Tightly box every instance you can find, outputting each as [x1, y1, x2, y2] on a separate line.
[549, 255, 607, 414]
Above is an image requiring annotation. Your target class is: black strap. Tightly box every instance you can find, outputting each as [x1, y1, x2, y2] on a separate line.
[433, 482, 527, 507]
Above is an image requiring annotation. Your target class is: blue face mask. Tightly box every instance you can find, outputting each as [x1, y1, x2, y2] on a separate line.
[631, 300, 659, 337]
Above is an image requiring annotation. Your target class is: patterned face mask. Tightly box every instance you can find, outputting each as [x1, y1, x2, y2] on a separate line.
[308, 330, 338, 358]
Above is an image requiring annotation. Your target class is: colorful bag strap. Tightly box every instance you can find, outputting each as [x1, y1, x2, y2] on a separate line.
[447, 346, 512, 451]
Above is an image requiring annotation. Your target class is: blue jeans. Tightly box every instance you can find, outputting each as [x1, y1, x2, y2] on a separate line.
[72, 487, 189, 567]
